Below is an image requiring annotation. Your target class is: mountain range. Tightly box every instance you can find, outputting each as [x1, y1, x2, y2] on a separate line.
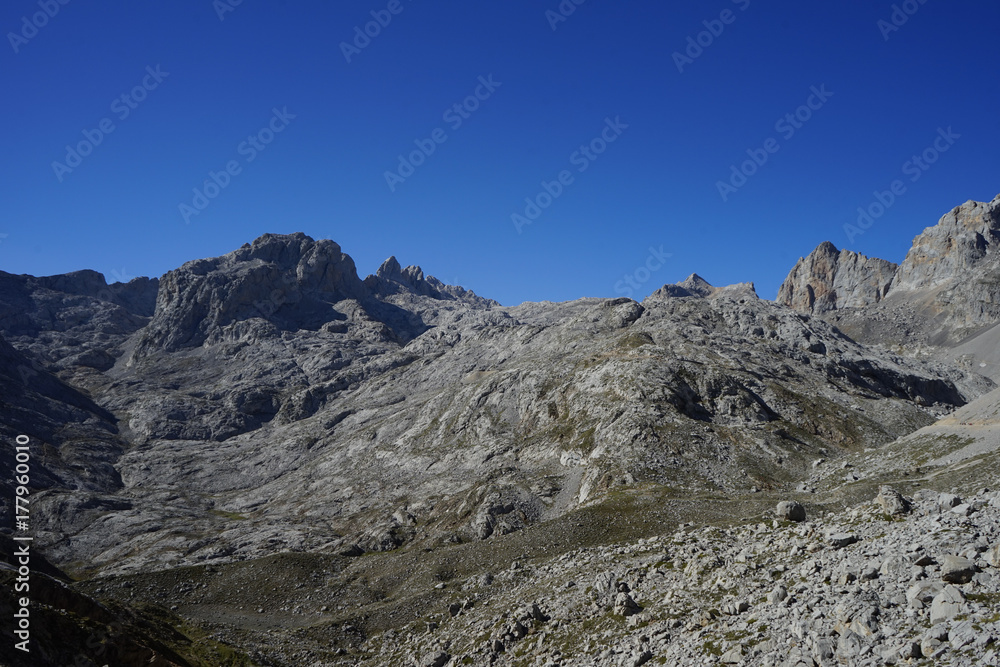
[2, 193, 1000, 666]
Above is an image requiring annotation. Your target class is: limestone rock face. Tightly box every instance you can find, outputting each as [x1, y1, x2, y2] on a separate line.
[778, 242, 897, 314]
[131, 233, 369, 357]
[782, 193, 1000, 348]
[0, 269, 157, 379]
[893, 196, 1000, 293]
[0, 331, 126, 526]
[365, 255, 498, 308]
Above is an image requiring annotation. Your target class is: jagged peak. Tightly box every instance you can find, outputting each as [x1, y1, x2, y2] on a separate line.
[376, 256, 403, 280]
[679, 273, 712, 290]
[813, 240, 840, 255]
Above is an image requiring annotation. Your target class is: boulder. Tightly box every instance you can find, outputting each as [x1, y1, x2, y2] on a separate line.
[777, 501, 807, 522]
[828, 532, 858, 549]
[929, 585, 965, 624]
[875, 486, 911, 515]
[613, 592, 642, 617]
[940, 555, 977, 584]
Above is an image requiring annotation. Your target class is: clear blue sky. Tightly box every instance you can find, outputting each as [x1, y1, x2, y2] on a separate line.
[2, 0, 998, 305]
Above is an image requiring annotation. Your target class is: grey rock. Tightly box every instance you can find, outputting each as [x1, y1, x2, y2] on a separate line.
[767, 585, 788, 604]
[828, 532, 859, 549]
[721, 645, 743, 664]
[988, 543, 1000, 568]
[812, 637, 836, 667]
[720, 600, 749, 615]
[906, 581, 941, 607]
[613, 592, 642, 617]
[418, 650, 450, 667]
[630, 649, 654, 666]
[930, 585, 965, 624]
[940, 555, 977, 583]
[876, 486, 912, 515]
[939, 493, 963, 510]
[777, 500, 807, 522]
[921, 637, 946, 659]
[778, 241, 897, 314]
[898, 641, 922, 660]
[949, 620, 978, 650]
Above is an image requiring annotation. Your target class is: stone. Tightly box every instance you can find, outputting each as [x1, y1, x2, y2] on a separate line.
[777, 501, 807, 522]
[939, 493, 963, 511]
[418, 651, 450, 667]
[613, 592, 642, 617]
[828, 532, 859, 549]
[898, 641, 922, 660]
[528, 602, 548, 622]
[950, 620, 978, 650]
[720, 600, 749, 615]
[988, 543, 1000, 568]
[906, 581, 941, 607]
[630, 649, 654, 666]
[875, 486, 911, 515]
[941, 554, 977, 584]
[721, 645, 743, 664]
[929, 585, 965, 624]
[812, 638, 836, 667]
[920, 637, 945, 659]
[836, 630, 863, 661]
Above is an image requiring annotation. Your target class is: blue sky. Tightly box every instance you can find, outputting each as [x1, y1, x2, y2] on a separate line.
[2, 0, 998, 306]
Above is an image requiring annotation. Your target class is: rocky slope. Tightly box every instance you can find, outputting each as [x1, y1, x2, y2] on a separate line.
[13, 237, 990, 580]
[1, 199, 999, 665]
[360, 487, 1000, 667]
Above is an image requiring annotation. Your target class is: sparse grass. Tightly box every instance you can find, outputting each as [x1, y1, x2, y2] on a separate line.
[702, 639, 722, 656]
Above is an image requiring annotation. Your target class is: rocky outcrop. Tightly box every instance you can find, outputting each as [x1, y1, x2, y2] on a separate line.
[131, 233, 369, 357]
[364, 255, 498, 308]
[0, 270, 157, 379]
[778, 241, 897, 314]
[652, 273, 716, 298]
[0, 333, 125, 530]
[781, 194, 1000, 348]
[893, 195, 1000, 292]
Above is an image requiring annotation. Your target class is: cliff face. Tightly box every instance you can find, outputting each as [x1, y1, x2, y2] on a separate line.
[778, 242, 897, 314]
[893, 195, 1000, 293]
[779, 193, 1000, 347]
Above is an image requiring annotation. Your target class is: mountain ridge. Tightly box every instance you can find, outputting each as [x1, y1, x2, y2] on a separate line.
[3, 193, 1000, 665]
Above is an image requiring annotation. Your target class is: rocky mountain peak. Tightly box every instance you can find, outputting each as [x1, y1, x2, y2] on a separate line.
[131, 233, 368, 357]
[375, 255, 404, 280]
[893, 195, 1000, 292]
[647, 274, 757, 301]
[372, 255, 427, 289]
[777, 242, 897, 314]
[365, 255, 497, 308]
[677, 273, 714, 297]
